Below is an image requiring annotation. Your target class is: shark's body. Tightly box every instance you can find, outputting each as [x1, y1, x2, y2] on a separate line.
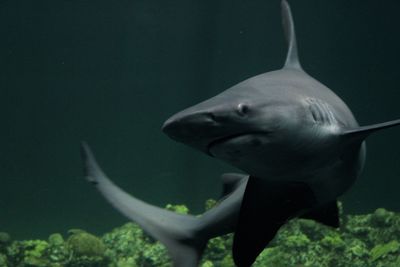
[81, 1, 400, 266]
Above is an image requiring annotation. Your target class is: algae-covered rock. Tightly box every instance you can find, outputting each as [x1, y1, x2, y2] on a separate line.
[0, 254, 6, 267]
[344, 207, 400, 247]
[67, 229, 106, 257]
[4, 230, 108, 267]
[204, 199, 218, 211]
[202, 234, 233, 266]
[1, 204, 400, 267]
[370, 240, 400, 262]
[48, 233, 64, 247]
[320, 233, 345, 250]
[7, 239, 50, 266]
[165, 203, 189, 214]
[102, 222, 170, 267]
[371, 208, 396, 227]
[200, 260, 214, 267]
[46, 233, 69, 265]
[67, 229, 108, 267]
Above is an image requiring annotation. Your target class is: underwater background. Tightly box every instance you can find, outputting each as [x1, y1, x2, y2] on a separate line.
[1, 0, 400, 243]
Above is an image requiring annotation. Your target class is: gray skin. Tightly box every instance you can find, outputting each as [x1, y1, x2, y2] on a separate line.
[163, 68, 363, 204]
[82, 143, 248, 266]
[82, 1, 400, 266]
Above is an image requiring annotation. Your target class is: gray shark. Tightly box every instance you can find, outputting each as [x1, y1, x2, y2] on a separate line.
[81, 1, 400, 266]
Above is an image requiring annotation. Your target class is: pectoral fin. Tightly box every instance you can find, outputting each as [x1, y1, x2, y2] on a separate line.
[232, 177, 315, 267]
[342, 119, 400, 144]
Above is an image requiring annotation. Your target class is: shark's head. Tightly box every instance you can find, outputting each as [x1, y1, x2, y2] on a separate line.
[162, 71, 318, 176]
[162, 0, 351, 179]
[161, 0, 335, 179]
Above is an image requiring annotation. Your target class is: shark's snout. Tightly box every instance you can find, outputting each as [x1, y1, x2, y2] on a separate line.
[161, 116, 176, 136]
[162, 100, 256, 154]
[161, 116, 186, 140]
[162, 111, 217, 142]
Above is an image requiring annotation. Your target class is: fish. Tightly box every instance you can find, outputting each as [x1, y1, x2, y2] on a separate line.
[81, 1, 400, 266]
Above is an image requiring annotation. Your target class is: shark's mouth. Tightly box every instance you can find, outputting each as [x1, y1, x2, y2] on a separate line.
[207, 132, 269, 156]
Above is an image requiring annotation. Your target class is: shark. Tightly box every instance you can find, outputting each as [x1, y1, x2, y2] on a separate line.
[81, 1, 400, 266]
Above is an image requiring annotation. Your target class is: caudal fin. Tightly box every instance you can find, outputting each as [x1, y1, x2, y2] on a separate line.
[80, 142, 207, 267]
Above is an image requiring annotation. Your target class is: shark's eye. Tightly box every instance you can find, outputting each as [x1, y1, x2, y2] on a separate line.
[237, 103, 249, 116]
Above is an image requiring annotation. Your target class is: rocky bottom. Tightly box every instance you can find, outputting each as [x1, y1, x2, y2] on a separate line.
[0, 201, 399, 267]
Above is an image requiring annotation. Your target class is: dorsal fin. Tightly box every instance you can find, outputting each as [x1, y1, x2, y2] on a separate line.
[281, 0, 302, 70]
[342, 119, 400, 144]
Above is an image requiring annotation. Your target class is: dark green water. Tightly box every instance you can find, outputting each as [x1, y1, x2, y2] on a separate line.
[1, 0, 399, 239]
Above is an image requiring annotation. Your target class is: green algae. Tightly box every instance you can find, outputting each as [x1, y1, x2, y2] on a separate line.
[67, 230, 106, 257]
[1, 204, 400, 266]
[165, 204, 189, 215]
[204, 199, 218, 211]
[321, 233, 345, 250]
[370, 240, 400, 262]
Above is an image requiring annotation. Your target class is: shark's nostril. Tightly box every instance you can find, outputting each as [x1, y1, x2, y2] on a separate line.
[208, 112, 216, 121]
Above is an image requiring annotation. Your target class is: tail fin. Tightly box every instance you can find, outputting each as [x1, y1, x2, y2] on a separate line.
[341, 119, 400, 143]
[80, 142, 207, 267]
